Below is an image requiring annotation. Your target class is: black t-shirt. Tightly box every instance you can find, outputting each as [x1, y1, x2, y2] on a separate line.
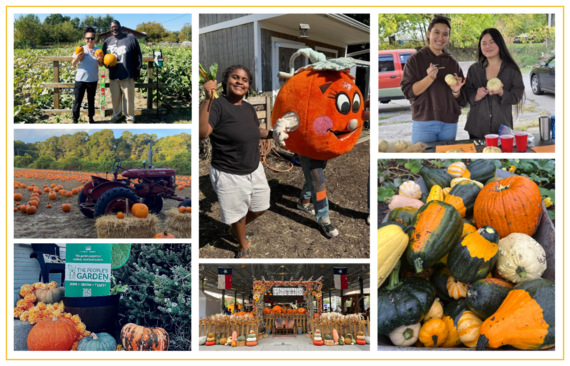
[209, 96, 260, 175]
[102, 33, 142, 80]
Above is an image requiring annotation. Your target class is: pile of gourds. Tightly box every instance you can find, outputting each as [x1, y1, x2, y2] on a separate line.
[378, 160, 555, 350]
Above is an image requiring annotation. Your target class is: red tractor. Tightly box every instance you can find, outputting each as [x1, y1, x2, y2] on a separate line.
[78, 157, 191, 219]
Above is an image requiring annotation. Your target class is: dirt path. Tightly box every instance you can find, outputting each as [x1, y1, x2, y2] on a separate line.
[199, 142, 370, 259]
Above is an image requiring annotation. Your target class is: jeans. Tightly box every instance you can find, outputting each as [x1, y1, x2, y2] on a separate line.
[72, 81, 97, 121]
[411, 121, 458, 144]
[299, 155, 330, 224]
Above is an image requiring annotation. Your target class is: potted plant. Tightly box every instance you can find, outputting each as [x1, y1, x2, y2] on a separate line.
[297, 321, 303, 335]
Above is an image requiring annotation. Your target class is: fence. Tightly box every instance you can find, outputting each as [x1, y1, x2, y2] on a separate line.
[198, 318, 260, 340]
[263, 313, 307, 334]
[309, 316, 370, 339]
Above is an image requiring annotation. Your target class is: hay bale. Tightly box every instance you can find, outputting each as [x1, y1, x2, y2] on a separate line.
[165, 208, 192, 238]
[96, 214, 159, 238]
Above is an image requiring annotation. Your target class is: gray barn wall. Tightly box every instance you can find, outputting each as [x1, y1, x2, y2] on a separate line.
[199, 14, 251, 28]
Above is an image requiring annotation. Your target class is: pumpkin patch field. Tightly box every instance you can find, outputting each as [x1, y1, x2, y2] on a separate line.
[377, 159, 556, 351]
[13, 169, 191, 238]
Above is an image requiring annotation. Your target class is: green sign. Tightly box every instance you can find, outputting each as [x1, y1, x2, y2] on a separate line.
[65, 244, 112, 297]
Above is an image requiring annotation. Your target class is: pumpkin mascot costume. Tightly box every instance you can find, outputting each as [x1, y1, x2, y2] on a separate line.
[272, 48, 365, 237]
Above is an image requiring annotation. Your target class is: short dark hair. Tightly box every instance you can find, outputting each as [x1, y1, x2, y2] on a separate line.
[110, 20, 121, 28]
[426, 16, 451, 44]
[221, 65, 253, 96]
[84, 26, 96, 36]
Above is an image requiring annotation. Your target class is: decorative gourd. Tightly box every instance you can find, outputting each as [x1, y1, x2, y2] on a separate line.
[447, 162, 470, 178]
[232, 330, 238, 341]
[131, 203, 149, 218]
[94, 49, 104, 58]
[426, 185, 444, 203]
[406, 201, 463, 273]
[387, 206, 418, 225]
[220, 337, 227, 345]
[466, 278, 513, 319]
[476, 279, 554, 350]
[332, 329, 339, 343]
[313, 339, 324, 346]
[419, 167, 453, 191]
[496, 233, 547, 283]
[458, 311, 483, 348]
[424, 298, 444, 321]
[344, 334, 353, 344]
[27, 316, 78, 351]
[399, 181, 422, 199]
[482, 146, 502, 153]
[450, 177, 484, 189]
[231, 341, 237, 347]
[486, 78, 502, 92]
[394, 140, 409, 152]
[386, 195, 424, 210]
[198, 336, 207, 345]
[431, 267, 453, 304]
[388, 323, 420, 346]
[443, 181, 481, 218]
[474, 176, 543, 238]
[33, 287, 65, 304]
[77, 332, 117, 351]
[378, 140, 389, 152]
[120, 323, 169, 351]
[447, 226, 500, 283]
[446, 275, 468, 299]
[419, 319, 448, 347]
[445, 74, 457, 86]
[467, 160, 496, 183]
[324, 334, 332, 340]
[378, 263, 436, 335]
[462, 221, 477, 238]
[440, 298, 470, 348]
[442, 187, 451, 199]
[104, 54, 117, 67]
[378, 223, 413, 287]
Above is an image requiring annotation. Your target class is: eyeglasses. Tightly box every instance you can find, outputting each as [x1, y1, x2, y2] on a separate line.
[85, 37, 95, 41]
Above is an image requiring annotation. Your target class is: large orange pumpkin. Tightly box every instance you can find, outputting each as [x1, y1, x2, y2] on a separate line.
[272, 306, 283, 314]
[27, 316, 78, 351]
[104, 54, 117, 67]
[474, 176, 543, 238]
[272, 53, 364, 161]
[132, 203, 149, 218]
[297, 307, 306, 314]
[120, 323, 169, 351]
[263, 307, 271, 314]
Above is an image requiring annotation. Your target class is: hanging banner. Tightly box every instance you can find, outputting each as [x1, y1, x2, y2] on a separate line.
[334, 267, 348, 289]
[65, 244, 112, 297]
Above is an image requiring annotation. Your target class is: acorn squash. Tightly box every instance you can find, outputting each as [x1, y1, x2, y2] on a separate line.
[378, 262, 437, 335]
[444, 181, 481, 218]
[406, 201, 463, 273]
[387, 207, 418, 226]
[419, 167, 453, 191]
[378, 223, 414, 288]
[467, 160, 496, 183]
[476, 278, 555, 350]
[447, 226, 500, 283]
[466, 278, 513, 320]
[431, 267, 454, 304]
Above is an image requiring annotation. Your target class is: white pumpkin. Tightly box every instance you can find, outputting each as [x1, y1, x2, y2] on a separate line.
[394, 140, 409, 152]
[482, 146, 502, 153]
[450, 177, 484, 189]
[497, 233, 547, 283]
[399, 181, 422, 199]
[388, 323, 420, 346]
[445, 74, 457, 86]
[423, 298, 444, 321]
[487, 78, 502, 92]
[378, 140, 389, 153]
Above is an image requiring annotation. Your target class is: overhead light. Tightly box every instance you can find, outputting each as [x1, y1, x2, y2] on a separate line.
[299, 23, 310, 38]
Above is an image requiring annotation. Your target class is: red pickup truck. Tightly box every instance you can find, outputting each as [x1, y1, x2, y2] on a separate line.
[378, 49, 416, 103]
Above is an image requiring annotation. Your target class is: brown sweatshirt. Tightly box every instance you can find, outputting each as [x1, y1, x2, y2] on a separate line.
[400, 47, 467, 123]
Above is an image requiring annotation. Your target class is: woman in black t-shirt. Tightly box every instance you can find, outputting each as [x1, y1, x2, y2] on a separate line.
[199, 65, 274, 259]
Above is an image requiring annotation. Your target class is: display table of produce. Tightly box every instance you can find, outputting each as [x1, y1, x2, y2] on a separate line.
[422, 134, 555, 153]
[378, 161, 555, 351]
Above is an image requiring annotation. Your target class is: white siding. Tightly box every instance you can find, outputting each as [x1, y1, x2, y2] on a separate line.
[14, 244, 66, 293]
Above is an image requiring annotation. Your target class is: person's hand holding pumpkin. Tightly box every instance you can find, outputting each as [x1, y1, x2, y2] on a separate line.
[273, 112, 299, 147]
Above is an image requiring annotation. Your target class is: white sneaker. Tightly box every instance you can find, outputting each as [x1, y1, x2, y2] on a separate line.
[319, 222, 339, 238]
[297, 202, 316, 215]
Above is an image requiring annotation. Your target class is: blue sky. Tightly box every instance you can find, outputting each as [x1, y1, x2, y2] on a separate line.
[17, 13, 192, 32]
[14, 128, 191, 143]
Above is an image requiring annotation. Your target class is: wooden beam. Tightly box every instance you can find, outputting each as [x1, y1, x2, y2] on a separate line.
[41, 82, 167, 89]
[40, 56, 168, 62]
[41, 108, 167, 116]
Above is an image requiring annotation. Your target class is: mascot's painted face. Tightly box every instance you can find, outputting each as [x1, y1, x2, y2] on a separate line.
[272, 68, 364, 160]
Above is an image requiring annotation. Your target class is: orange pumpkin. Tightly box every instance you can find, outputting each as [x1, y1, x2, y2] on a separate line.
[262, 307, 271, 314]
[48, 192, 57, 200]
[132, 203, 149, 218]
[26, 206, 37, 215]
[154, 231, 176, 239]
[272, 306, 283, 314]
[271, 55, 364, 161]
[178, 206, 186, 214]
[47, 204, 52, 208]
[14, 193, 22, 201]
[185, 206, 192, 213]
[117, 212, 124, 219]
[120, 323, 169, 351]
[62, 203, 71, 212]
[27, 316, 78, 351]
[298, 307, 306, 314]
[104, 54, 117, 67]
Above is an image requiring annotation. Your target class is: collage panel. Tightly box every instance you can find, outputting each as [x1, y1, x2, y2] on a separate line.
[377, 13, 555, 153]
[377, 158, 555, 350]
[13, 13, 192, 124]
[198, 13, 372, 259]
[13, 243, 192, 351]
[13, 128, 192, 239]
[199, 263, 370, 351]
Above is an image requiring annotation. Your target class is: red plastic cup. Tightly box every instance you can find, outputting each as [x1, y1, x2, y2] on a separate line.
[514, 132, 528, 152]
[485, 134, 499, 147]
[500, 134, 514, 153]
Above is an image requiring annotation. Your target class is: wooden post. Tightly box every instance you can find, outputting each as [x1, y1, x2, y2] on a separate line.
[53, 61, 60, 110]
[147, 61, 153, 109]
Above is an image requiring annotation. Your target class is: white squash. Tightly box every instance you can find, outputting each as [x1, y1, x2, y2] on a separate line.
[424, 298, 444, 321]
[497, 233, 547, 283]
[445, 74, 457, 86]
[394, 140, 409, 152]
[378, 140, 389, 152]
[447, 162, 469, 178]
[388, 323, 420, 347]
[442, 187, 452, 199]
[482, 146, 502, 153]
[450, 177, 484, 189]
[399, 181, 422, 199]
[487, 78, 502, 92]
